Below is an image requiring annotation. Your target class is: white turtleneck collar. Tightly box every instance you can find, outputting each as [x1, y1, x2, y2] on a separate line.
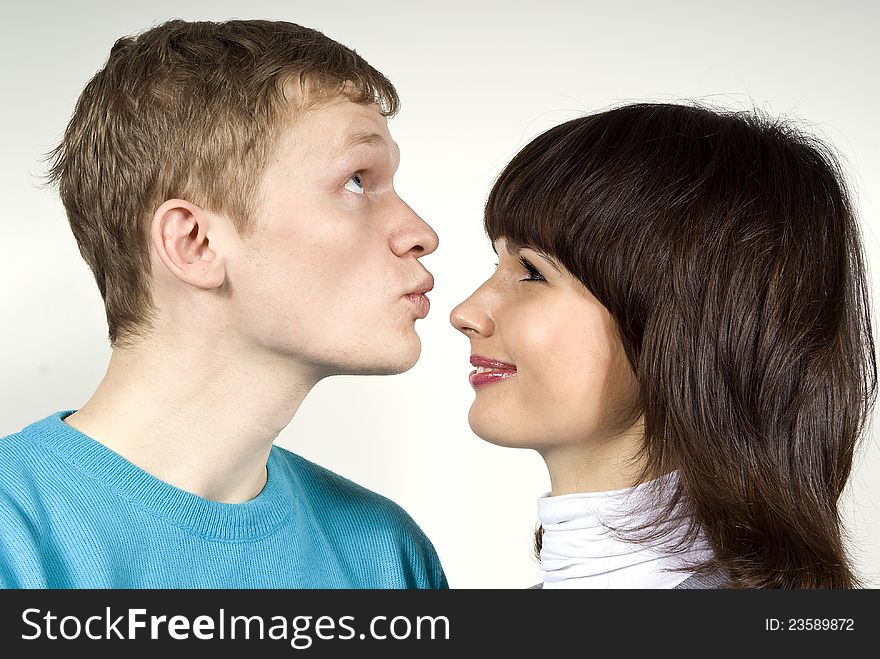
[537, 471, 713, 589]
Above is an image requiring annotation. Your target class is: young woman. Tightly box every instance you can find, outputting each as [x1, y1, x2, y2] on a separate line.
[450, 102, 877, 589]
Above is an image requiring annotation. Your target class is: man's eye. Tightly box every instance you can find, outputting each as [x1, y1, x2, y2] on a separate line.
[344, 173, 365, 194]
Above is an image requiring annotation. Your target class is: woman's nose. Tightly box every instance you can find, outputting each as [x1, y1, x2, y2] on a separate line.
[450, 282, 496, 338]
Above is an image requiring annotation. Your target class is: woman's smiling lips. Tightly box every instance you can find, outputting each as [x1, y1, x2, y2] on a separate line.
[469, 354, 517, 388]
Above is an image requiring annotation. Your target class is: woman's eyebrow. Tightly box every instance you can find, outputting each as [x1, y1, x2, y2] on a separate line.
[506, 240, 562, 273]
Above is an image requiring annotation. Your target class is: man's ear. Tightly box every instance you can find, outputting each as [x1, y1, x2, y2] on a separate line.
[151, 199, 225, 290]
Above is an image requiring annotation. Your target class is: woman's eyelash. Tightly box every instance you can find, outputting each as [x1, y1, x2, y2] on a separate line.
[519, 256, 545, 281]
[492, 256, 546, 281]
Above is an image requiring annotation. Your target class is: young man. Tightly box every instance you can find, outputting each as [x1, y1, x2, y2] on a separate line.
[0, 19, 446, 588]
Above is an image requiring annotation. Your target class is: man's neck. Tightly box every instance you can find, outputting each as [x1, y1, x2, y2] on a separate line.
[64, 340, 317, 503]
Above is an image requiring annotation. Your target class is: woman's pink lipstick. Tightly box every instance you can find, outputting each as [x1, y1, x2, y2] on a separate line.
[469, 355, 517, 388]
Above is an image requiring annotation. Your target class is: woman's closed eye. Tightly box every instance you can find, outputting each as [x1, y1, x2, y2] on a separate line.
[519, 256, 545, 282]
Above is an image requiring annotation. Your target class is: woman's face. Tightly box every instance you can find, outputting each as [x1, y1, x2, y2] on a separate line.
[449, 237, 641, 455]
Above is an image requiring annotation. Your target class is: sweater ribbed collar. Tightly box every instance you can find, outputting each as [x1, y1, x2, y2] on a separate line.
[27, 411, 294, 542]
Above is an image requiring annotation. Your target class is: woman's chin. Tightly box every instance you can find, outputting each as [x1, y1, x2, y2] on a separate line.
[467, 408, 534, 449]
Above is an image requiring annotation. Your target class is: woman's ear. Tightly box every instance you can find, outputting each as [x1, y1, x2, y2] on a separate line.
[150, 199, 225, 290]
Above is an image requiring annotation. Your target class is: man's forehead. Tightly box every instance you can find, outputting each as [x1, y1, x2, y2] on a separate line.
[333, 108, 400, 155]
[330, 124, 401, 171]
[277, 100, 399, 163]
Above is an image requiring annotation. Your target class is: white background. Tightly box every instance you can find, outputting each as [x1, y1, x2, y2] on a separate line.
[1, 0, 878, 588]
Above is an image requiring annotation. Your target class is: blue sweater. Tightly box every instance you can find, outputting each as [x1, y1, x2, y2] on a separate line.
[0, 411, 448, 589]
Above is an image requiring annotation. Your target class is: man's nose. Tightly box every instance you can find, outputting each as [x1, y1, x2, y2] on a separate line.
[390, 199, 439, 258]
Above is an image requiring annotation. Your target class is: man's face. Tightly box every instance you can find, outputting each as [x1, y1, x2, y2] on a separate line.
[228, 98, 438, 378]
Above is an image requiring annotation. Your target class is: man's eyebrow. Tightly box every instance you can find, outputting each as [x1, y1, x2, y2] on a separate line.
[339, 131, 385, 153]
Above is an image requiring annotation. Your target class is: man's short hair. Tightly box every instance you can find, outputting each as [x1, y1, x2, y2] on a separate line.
[47, 19, 399, 346]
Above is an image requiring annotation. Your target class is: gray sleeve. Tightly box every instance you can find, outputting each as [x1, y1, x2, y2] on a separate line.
[674, 569, 729, 589]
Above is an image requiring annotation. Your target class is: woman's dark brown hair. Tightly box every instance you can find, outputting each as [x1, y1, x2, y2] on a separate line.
[486, 102, 877, 588]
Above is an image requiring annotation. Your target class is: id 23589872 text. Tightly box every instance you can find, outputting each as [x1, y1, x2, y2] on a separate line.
[765, 618, 854, 631]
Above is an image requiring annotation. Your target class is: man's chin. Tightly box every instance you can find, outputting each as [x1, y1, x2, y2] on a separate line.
[365, 353, 421, 376]
[332, 343, 422, 377]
